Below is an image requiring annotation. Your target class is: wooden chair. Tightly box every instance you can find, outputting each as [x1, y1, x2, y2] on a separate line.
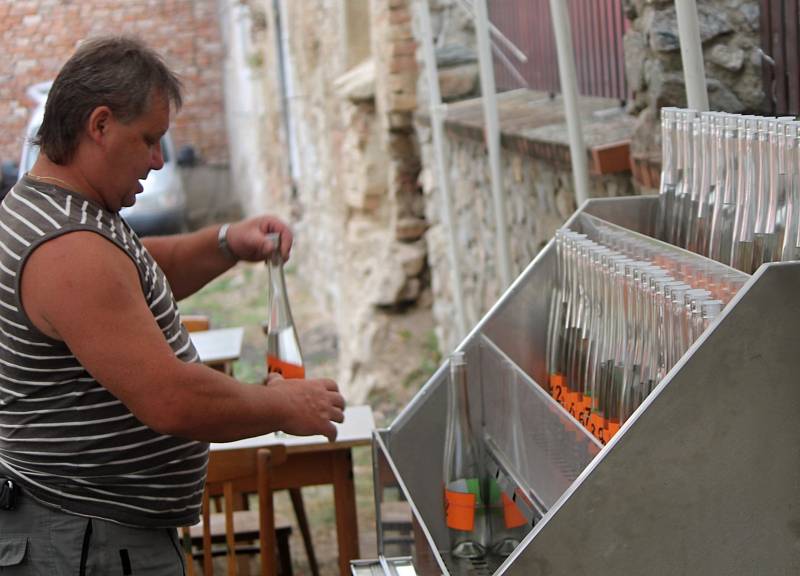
[182, 314, 211, 333]
[182, 314, 315, 575]
[183, 447, 293, 576]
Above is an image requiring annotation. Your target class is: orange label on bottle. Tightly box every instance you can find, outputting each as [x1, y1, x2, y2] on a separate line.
[565, 390, 581, 416]
[267, 356, 305, 379]
[501, 492, 527, 529]
[445, 490, 476, 531]
[606, 419, 621, 440]
[588, 412, 606, 442]
[549, 373, 565, 403]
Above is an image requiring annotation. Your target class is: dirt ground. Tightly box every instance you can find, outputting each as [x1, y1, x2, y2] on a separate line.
[180, 261, 439, 574]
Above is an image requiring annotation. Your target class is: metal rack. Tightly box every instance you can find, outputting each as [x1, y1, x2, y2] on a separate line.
[365, 195, 800, 575]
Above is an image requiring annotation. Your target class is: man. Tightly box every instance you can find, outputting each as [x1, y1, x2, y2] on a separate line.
[0, 36, 345, 573]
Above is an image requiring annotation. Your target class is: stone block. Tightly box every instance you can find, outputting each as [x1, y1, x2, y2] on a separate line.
[707, 78, 745, 113]
[388, 133, 416, 158]
[388, 73, 415, 93]
[710, 43, 745, 72]
[396, 217, 428, 241]
[388, 23, 413, 41]
[390, 39, 417, 57]
[398, 277, 421, 301]
[439, 63, 479, 101]
[396, 241, 428, 276]
[389, 54, 417, 73]
[649, 6, 733, 52]
[388, 111, 414, 130]
[435, 44, 477, 68]
[334, 59, 376, 102]
[388, 92, 417, 112]
[372, 266, 410, 306]
[623, 30, 647, 92]
[389, 7, 411, 25]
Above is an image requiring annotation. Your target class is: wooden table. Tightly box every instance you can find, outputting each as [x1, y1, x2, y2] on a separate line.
[210, 405, 375, 575]
[190, 327, 245, 373]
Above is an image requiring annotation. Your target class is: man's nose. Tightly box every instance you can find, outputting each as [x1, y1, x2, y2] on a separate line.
[151, 143, 165, 170]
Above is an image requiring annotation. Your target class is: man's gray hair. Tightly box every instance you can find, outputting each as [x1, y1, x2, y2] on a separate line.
[34, 35, 183, 164]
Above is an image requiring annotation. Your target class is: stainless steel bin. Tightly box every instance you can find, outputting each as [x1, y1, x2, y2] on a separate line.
[367, 196, 800, 575]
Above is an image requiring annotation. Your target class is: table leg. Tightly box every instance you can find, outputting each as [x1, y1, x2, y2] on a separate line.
[332, 449, 359, 576]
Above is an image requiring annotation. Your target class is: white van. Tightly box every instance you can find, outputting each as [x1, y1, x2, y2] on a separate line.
[17, 81, 188, 236]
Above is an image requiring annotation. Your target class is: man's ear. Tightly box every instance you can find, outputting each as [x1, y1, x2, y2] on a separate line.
[86, 106, 113, 144]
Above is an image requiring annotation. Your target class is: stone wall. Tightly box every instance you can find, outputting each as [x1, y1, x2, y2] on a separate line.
[0, 0, 228, 168]
[241, 0, 768, 399]
[412, 1, 638, 352]
[623, 0, 766, 180]
[416, 95, 637, 352]
[253, 0, 427, 402]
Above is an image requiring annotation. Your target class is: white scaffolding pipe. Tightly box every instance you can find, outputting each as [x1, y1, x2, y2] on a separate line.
[455, 0, 528, 63]
[417, 0, 469, 341]
[549, 0, 590, 208]
[675, 0, 709, 111]
[474, 0, 513, 288]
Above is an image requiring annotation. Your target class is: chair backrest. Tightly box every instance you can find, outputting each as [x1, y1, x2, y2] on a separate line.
[182, 314, 211, 333]
[187, 446, 287, 576]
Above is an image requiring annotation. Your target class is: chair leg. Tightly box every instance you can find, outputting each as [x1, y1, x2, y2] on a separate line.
[276, 529, 293, 576]
[181, 527, 198, 576]
[289, 488, 319, 576]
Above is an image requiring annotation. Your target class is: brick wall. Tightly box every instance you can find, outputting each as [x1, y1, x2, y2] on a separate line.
[0, 0, 228, 169]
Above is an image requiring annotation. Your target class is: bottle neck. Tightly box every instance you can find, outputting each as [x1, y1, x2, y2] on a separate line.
[450, 362, 474, 436]
[267, 250, 295, 332]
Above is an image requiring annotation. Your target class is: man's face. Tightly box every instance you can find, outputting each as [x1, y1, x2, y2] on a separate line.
[100, 92, 171, 212]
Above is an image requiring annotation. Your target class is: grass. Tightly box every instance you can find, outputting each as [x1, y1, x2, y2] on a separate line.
[180, 264, 271, 384]
[401, 330, 441, 390]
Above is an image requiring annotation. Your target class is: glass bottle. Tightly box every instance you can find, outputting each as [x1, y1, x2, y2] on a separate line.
[443, 351, 487, 559]
[732, 118, 759, 273]
[751, 118, 773, 268]
[657, 108, 679, 242]
[264, 232, 305, 379]
[708, 115, 739, 264]
[693, 112, 721, 256]
[685, 110, 706, 251]
[701, 299, 724, 332]
[488, 360, 529, 557]
[782, 122, 800, 261]
[675, 110, 697, 248]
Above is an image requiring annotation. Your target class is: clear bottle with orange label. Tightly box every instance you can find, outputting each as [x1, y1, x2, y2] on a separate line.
[442, 351, 487, 559]
[264, 232, 305, 380]
[488, 361, 529, 556]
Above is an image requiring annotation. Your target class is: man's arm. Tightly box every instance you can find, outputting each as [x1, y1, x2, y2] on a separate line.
[20, 231, 343, 442]
[142, 216, 294, 300]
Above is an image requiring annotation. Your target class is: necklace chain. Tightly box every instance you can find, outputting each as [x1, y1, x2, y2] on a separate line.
[28, 173, 76, 191]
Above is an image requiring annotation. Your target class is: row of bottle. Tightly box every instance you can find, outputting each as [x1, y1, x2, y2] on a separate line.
[442, 352, 530, 562]
[545, 224, 746, 444]
[656, 107, 800, 273]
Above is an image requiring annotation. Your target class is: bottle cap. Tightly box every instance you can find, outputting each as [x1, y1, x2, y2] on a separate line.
[265, 232, 281, 248]
[701, 299, 724, 318]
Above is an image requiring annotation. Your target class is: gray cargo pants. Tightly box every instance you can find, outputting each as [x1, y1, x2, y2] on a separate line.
[0, 487, 186, 575]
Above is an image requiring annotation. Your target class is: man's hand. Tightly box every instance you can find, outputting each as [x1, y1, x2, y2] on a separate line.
[226, 216, 294, 263]
[265, 375, 346, 441]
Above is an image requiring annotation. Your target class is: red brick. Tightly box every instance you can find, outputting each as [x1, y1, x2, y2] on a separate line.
[0, 0, 227, 165]
[389, 7, 411, 25]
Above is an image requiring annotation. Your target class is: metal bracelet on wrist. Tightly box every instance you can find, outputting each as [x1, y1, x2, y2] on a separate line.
[217, 223, 238, 261]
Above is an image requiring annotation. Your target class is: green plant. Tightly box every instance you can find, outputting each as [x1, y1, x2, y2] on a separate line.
[401, 329, 441, 390]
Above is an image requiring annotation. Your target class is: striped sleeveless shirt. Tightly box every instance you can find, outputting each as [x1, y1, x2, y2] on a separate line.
[0, 175, 208, 527]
